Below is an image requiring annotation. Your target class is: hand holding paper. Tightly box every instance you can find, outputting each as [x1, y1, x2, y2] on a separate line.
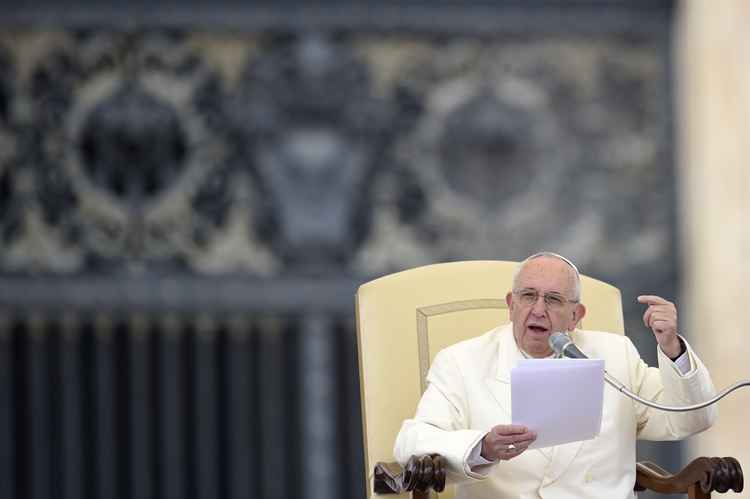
[480, 424, 537, 461]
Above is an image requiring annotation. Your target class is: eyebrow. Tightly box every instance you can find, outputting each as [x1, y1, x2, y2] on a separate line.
[517, 287, 568, 296]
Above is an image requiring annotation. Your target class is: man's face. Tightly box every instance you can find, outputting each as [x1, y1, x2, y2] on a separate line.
[505, 256, 586, 358]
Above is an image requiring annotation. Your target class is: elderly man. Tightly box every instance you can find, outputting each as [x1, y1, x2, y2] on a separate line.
[393, 252, 716, 499]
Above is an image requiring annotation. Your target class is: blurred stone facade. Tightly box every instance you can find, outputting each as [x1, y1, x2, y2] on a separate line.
[0, 4, 680, 498]
[1, 30, 675, 307]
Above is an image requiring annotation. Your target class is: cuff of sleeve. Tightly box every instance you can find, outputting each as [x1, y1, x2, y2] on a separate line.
[659, 336, 694, 376]
[672, 349, 692, 375]
[462, 432, 496, 479]
[466, 436, 497, 474]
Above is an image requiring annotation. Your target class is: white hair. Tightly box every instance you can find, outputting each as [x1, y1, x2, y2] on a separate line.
[511, 251, 582, 301]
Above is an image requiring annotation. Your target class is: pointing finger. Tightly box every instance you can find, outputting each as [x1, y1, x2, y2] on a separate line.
[637, 295, 669, 306]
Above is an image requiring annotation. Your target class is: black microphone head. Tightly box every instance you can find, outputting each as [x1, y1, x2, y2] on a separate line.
[549, 331, 571, 356]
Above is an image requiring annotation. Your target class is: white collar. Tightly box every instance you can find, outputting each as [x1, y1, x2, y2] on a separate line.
[519, 346, 561, 360]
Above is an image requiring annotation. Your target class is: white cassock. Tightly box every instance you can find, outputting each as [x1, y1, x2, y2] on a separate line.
[394, 324, 717, 499]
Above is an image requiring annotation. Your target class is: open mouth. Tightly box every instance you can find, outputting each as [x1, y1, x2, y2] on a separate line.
[527, 325, 549, 333]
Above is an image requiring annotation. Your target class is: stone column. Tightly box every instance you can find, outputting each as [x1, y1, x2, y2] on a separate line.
[678, 0, 750, 473]
[300, 314, 340, 499]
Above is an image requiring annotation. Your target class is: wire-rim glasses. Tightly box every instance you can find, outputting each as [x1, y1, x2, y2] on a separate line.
[513, 288, 578, 311]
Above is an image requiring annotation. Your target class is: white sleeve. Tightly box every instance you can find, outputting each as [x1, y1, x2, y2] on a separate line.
[466, 436, 498, 475]
[393, 349, 489, 482]
[658, 336, 693, 376]
[672, 349, 692, 375]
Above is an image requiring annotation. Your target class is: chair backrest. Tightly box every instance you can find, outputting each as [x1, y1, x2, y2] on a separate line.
[355, 260, 624, 498]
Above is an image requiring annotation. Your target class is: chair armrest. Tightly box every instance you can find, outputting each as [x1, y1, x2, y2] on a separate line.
[374, 454, 743, 497]
[374, 454, 446, 494]
[635, 457, 743, 496]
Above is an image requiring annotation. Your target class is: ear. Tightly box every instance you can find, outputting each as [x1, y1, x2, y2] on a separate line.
[505, 291, 513, 311]
[569, 303, 586, 331]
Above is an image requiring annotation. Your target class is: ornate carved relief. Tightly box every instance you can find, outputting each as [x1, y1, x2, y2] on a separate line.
[354, 39, 671, 284]
[228, 35, 415, 272]
[0, 31, 672, 289]
[0, 32, 266, 273]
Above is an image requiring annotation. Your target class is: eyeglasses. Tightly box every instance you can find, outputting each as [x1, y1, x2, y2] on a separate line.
[513, 288, 578, 310]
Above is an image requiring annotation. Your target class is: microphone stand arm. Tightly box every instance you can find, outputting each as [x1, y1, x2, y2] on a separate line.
[604, 370, 750, 412]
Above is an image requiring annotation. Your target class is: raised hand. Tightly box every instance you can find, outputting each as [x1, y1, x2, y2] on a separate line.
[637, 295, 682, 359]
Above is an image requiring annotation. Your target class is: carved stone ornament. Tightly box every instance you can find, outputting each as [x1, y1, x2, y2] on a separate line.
[227, 34, 407, 272]
[0, 32, 283, 274]
[0, 30, 673, 290]
[354, 38, 672, 283]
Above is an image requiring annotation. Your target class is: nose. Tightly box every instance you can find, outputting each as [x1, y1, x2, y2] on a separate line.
[530, 295, 547, 316]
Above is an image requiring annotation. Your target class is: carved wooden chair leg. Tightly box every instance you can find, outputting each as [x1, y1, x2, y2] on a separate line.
[635, 456, 743, 498]
[688, 483, 710, 499]
[373, 455, 446, 497]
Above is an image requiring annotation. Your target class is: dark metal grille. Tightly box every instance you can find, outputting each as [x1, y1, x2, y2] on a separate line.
[0, 313, 364, 499]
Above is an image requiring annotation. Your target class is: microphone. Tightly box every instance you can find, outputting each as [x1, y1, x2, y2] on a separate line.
[549, 331, 587, 359]
[547, 331, 750, 412]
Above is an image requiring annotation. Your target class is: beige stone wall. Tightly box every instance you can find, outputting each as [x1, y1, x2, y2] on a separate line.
[678, 0, 750, 487]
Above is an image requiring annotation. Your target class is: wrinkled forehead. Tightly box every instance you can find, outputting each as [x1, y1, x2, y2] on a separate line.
[515, 257, 577, 294]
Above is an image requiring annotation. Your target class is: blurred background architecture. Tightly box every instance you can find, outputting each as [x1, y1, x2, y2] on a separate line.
[0, 1, 747, 498]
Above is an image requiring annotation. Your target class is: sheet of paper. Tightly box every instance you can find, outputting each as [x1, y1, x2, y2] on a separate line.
[516, 358, 595, 368]
[511, 359, 604, 449]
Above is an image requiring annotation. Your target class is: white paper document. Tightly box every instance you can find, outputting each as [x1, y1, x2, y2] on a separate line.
[511, 358, 605, 449]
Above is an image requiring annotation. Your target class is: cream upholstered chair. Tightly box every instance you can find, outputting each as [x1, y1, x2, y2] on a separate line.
[355, 261, 742, 499]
